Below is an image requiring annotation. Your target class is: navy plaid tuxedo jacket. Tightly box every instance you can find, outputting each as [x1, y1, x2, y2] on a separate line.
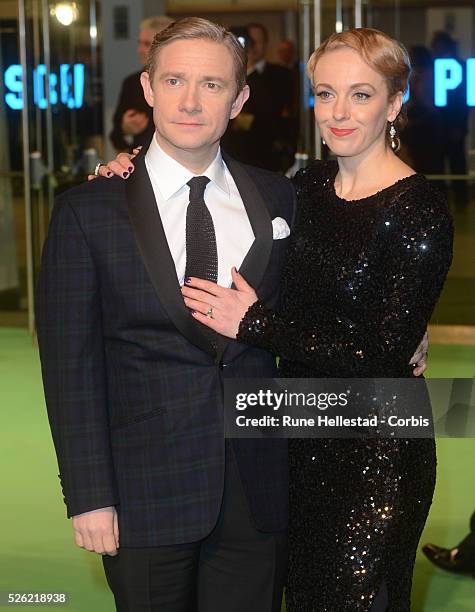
[36, 149, 296, 547]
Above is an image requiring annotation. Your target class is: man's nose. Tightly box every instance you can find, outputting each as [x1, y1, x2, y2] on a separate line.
[179, 85, 201, 114]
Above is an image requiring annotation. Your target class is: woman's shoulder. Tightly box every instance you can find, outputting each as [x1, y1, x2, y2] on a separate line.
[388, 174, 453, 234]
[392, 174, 449, 212]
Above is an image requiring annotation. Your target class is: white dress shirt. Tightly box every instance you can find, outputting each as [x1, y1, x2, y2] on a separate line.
[145, 135, 255, 288]
[247, 58, 267, 76]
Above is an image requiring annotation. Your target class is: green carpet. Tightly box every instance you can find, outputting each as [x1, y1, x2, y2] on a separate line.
[0, 329, 474, 611]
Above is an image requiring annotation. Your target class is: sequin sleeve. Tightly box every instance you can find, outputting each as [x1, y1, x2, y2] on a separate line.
[238, 183, 453, 376]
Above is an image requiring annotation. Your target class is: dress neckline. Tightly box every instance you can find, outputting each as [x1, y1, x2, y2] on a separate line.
[326, 161, 425, 204]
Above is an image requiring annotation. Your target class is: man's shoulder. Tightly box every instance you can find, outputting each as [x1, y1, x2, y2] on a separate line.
[239, 162, 294, 203]
[225, 155, 292, 190]
[56, 176, 127, 209]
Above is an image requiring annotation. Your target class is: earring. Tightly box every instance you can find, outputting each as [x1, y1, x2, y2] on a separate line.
[322, 138, 326, 146]
[389, 122, 397, 151]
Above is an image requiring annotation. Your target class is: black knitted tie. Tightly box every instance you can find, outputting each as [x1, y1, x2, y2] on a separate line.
[185, 176, 218, 283]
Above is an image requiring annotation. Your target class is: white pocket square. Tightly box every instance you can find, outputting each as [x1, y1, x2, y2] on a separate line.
[272, 217, 291, 240]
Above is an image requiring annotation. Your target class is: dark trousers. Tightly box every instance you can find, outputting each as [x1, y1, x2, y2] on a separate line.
[457, 511, 475, 565]
[103, 450, 288, 611]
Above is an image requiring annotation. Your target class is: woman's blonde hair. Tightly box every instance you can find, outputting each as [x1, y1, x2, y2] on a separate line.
[307, 28, 412, 139]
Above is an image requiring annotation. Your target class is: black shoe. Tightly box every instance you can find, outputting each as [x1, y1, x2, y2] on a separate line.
[422, 543, 475, 577]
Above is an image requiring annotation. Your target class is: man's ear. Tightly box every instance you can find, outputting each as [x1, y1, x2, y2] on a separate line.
[388, 91, 403, 123]
[230, 84, 250, 120]
[140, 71, 154, 108]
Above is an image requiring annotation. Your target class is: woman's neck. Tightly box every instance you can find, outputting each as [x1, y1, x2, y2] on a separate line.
[334, 144, 410, 201]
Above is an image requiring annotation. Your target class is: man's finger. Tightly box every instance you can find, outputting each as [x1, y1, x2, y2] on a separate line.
[113, 511, 119, 548]
[103, 532, 119, 556]
[74, 529, 85, 548]
[90, 532, 106, 555]
[81, 531, 95, 552]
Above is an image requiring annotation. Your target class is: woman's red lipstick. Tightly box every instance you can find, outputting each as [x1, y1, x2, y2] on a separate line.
[330, 128, 356, 137]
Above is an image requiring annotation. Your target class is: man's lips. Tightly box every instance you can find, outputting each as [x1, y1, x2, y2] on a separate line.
[175, 122, 204, 127]
[330, 128, 356, 137]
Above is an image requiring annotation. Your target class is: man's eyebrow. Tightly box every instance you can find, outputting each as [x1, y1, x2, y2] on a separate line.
[202, 75, 229, 85]
[159, 72, 187, 79]
[157, 72, 229, 85]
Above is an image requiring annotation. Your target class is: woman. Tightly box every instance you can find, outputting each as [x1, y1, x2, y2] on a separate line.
[180, 29, 453, 611]
[103, 28, 452, 612]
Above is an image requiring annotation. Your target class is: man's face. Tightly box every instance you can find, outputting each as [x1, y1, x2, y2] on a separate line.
[141, 39, 249, 163]
[248, 26, 267, 64]
[137, 28, 156, 66]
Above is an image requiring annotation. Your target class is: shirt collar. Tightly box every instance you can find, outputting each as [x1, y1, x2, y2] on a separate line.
[145, 134, 230, 200]
[247, 58, 266, 76]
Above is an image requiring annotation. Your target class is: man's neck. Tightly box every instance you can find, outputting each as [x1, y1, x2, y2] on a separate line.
[155, 133, 219, 174]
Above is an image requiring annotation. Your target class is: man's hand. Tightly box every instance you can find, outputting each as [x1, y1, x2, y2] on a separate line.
[410, 331, 429, 377]
[121, 109, 149, 135]
[72, 506, 119, 556]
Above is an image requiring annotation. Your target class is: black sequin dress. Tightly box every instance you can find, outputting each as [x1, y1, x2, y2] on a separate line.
[237, 160, 453, 611]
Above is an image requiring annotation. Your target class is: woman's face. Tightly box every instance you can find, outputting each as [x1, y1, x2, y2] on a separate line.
[312, 47, 402, 158]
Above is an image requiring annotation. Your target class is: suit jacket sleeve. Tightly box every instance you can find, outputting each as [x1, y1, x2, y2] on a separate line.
[36, 195, 119, 517]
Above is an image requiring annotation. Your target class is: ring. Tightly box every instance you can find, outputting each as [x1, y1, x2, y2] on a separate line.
[93, 162, 104, 176]
[206, 307, 214, 319]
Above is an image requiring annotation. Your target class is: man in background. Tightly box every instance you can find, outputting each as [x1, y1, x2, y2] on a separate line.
[223, 23, 294, 171]
[110, 15, 173, 152]
[431, 30, 470, 208]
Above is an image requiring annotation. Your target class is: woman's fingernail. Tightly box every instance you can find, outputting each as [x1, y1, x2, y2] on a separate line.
[128, 166, 133, 172]
[123, 172, 129, 178]
[106, 171, 113, 177]
[185, 277, 191, 284]
[191, 310, 196, 315]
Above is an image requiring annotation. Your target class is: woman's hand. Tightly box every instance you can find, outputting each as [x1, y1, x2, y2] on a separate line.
[181, 268, 258, 339]
[87, 146, 141, 181]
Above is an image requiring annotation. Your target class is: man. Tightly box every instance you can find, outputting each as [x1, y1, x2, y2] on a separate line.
[423, 512, 475, 578]
[431, 31, 469, 208]
[37, 18, 294, 612]
[222, 23, 294, 171]
[110, 15, 173, 152]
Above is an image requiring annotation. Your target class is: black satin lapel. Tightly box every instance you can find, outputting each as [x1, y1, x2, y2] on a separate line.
[223, 155, 273, 289]
[217, 155, 273, 362]
[125, 151, 215, 356]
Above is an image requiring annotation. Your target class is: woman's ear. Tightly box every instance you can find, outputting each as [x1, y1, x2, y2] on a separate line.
[388, 91, 403, 123]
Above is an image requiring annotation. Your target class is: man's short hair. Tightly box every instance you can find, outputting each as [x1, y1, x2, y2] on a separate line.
[146, 17, 248, 97]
